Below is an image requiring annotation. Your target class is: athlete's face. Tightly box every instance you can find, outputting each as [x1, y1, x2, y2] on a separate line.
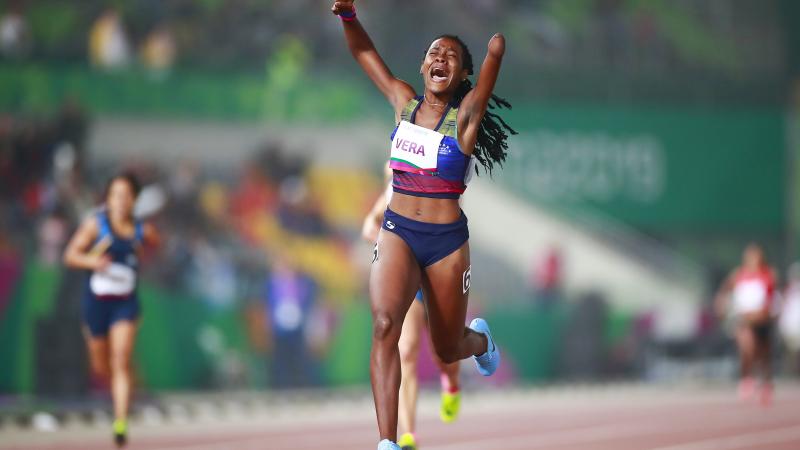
[107, 178, 136, 220]
[743, 244, 764, 270]
[421, 38, 468, 97]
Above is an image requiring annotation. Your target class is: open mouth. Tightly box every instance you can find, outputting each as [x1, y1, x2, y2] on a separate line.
[430, 65, 449, 83]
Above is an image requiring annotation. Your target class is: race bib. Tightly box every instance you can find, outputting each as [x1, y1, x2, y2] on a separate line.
[389, 121, 443, 175]
[90, 262, 137, 297]
[733, 280, 768, 314]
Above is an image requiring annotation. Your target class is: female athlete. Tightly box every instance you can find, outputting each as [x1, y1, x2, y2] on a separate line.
[63, 173, 159, 447]
[333, 2, 516, 448]
[715, 243, 778, 406]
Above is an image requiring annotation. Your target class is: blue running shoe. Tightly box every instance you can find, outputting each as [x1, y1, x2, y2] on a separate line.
[469, 318, 500, 376]
[378, 439, 401, 450]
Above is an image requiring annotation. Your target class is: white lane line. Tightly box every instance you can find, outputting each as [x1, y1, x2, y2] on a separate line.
[649, 425, 800, 450]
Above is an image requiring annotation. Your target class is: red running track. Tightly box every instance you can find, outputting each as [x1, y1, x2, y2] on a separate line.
[3, 384, 800, 450]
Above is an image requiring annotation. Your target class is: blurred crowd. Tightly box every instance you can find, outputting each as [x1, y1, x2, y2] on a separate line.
[0, 102, 372, 390]
[0, 0, 789, 100]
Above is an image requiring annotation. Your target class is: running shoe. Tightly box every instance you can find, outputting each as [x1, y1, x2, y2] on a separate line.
[112, 419, 127, 448]
[440, 390, 461, 423]
[469, 318, 500, 376]
[738, 377, 755, 402]
[377, 439, 402, 450]
[398, 432, 417, 450]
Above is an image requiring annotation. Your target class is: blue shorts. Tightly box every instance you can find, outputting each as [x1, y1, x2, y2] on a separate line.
[82, 291, 140, 337]
[415, 289, 423, 303]
[382, 208, 469, 268]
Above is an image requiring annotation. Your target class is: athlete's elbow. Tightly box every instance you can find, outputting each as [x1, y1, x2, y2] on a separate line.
[62, 252, 76, 269]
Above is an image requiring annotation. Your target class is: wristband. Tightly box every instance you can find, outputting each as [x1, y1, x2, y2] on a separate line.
[340, 7, 356, 22]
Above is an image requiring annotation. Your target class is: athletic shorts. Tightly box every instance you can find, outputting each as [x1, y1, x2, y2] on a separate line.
[382, 208, 469, 268]
[752, 321, 772, 344]
[82, 291, 140, 337]
[415, 288, 423, 303]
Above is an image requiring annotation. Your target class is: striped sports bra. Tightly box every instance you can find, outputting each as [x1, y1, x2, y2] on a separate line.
[389, 97, 475, 199]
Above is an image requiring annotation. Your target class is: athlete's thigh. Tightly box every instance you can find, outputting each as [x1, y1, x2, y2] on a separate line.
[370, 230, 422, 319]
[736, 324, 756, 353]
[421, 241, 471, 350]
[109, 320, 138, 363]
[83, 327, 110, 367]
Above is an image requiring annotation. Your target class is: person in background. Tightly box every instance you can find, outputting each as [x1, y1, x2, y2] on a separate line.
[715, 243, 778, 406]
[531, 245, 562, 307]
[0, 0, 30, 59]
[63, 172, 160, 447]
[89, 8, 131, 69]
[362, 164, 462, 450]
[140, 23, 176, 77]
[263, 253, 320, 388]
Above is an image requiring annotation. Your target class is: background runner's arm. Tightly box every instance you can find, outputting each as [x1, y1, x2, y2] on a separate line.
[63, 217, 111, 271]
[714, 269, 737, 317]
[361, 190, 386, 243]
[332, 1, 415, 114]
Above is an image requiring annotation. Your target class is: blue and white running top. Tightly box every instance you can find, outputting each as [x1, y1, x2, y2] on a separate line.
[88, 210, 144, 299]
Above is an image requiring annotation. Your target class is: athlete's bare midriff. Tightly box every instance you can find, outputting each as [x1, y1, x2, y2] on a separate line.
[389, 191, 462, 224]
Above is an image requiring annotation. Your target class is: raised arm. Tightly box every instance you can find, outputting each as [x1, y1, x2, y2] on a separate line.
[63, 217, 111, 271]
[331, 1, 415, 114]
[459, 34, 505, 142]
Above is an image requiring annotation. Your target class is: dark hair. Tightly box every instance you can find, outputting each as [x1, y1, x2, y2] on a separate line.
[105, 171, 142, 200]
[431, 34, 517, 175]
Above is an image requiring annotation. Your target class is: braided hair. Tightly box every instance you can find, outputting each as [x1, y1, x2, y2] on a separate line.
[433, 34, 517, 175]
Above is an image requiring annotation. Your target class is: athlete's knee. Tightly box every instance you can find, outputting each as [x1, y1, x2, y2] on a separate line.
[398, 326, 419, 355]
[399, 340, 419, 368]
[90, 358, 111, 379]
[372, 313, 400, 342]
[110, 351, 131, 374]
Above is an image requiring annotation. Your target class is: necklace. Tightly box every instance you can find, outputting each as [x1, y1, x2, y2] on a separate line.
[423, 94, 447, 108]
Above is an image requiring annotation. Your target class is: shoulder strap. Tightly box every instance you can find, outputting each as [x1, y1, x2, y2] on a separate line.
[96, 211, 112, 241]
[400, 97, 423, 123]
[134, 221, 144, 243]
[437, 105, 459, 138]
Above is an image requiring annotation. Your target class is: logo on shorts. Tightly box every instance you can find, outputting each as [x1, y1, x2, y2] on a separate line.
[463, 265, 471, 294]
[385, 220, 395, 230]
[372, 243, 379, 264]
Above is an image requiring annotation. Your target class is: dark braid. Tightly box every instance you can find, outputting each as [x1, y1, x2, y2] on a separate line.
[434, 35, 517, 175]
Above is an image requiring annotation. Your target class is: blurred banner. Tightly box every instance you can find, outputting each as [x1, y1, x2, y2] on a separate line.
[502, 104, 785, 233]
